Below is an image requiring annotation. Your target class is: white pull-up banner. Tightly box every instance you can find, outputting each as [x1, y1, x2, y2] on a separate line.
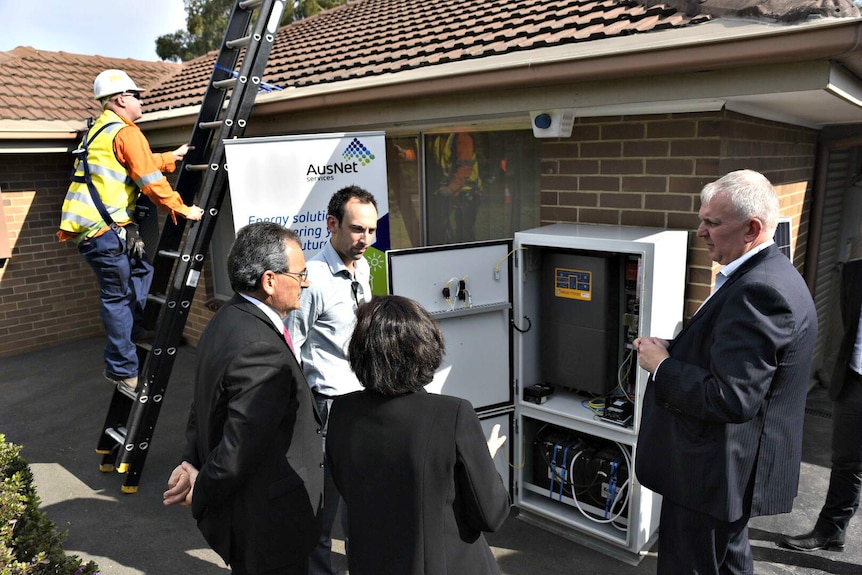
[223, 132, 390, 293]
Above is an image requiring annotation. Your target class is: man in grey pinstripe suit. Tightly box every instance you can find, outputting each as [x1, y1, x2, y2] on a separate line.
[634, 170, 818, 575]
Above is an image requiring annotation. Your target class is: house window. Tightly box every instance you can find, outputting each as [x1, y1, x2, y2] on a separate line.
[773, 217, 792, 260]
[386, 129, 541, 248]
[209, 129, 542, 298]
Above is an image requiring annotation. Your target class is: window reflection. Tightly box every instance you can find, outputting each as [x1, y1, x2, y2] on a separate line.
[385, 130, 541, 249]
[386, 137, 421, 248]
[426, 132, 481, 244]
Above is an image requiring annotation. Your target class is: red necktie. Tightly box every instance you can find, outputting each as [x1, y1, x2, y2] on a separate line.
[282, 325, 294, 352]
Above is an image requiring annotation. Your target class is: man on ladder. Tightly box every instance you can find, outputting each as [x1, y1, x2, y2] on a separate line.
[58, 69, 204, 393]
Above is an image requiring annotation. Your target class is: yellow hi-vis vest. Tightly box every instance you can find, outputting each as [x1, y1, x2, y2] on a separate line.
[59, 110, 136, 234]
[431, 133, 480, 193]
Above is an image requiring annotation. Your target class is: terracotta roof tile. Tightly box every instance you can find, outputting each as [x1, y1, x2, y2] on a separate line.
[0, 46, 181, 123]
[1, 0, 711, 123]
[144, 0, 707, 107]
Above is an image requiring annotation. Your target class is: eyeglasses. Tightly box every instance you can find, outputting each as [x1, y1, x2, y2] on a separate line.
[276, 269, 309, 283]
[119, 92, 143, 102]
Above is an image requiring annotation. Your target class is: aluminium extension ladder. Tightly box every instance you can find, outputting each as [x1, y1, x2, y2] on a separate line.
[95, 0, 288, 493]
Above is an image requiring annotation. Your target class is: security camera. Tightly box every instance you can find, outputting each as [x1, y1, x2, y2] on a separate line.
[530, 110, 576, 138]
[533, 113, 552, 130]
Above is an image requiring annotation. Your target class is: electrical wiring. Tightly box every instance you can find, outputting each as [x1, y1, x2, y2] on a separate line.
[583, 349, 638, 423]
[567, 441, 632, 529]
[535, 426, 570, 488]
[615, 347, 635, 403]
[536, 433, 622, 507]
[506, 435, 526, 470]
[582, 397, 605, 417]
[549, 443, 561, 498]
[534, 427, 632, 530]
[460, 275, 472, 308]
[442, 276, 471, 310]
[493, 246, 528, 276]
[443, 276, 460, 310]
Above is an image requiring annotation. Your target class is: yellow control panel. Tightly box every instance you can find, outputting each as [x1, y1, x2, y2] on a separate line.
[554, 267, 592, 301]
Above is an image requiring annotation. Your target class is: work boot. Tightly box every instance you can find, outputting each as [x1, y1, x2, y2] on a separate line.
[103, 371, 139, 394]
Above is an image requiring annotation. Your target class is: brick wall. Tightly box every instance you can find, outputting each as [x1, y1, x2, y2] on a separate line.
[184, 256, 218, 347]
[0, 109, 821, 358]
[0, 153, 102, 357]
[0, 152, 217, 358]
[538, 110, 818, 318]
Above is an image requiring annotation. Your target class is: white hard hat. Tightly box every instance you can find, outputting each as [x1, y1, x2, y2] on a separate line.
[93, 69, 142, 100]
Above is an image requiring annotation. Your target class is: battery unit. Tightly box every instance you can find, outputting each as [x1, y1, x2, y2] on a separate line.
[539, 250, 622, 396]
[532, 425, 629, 519]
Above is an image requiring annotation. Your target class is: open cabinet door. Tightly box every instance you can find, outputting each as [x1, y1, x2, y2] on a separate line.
[388, 225, 688, 565]
[387, 240, 515, 487]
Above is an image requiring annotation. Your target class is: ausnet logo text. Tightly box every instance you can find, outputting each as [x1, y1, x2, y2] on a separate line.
[305, 138, 376, 182]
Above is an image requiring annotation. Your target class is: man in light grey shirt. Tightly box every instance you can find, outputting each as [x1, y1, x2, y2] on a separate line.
[286, 185, 377, 575]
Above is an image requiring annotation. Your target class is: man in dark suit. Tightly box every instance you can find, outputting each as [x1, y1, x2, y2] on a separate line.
[634, 170, 818, 574]
[780, 234, 862, 552]
[163, 222, 323, 575]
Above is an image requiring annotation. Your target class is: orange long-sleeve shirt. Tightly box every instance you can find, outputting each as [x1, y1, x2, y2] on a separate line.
[57, 115, 191, 242]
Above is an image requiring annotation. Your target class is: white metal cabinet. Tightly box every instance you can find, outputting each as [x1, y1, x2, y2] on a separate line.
[387, 224, 688, 563]
[512, 224, 687, 562]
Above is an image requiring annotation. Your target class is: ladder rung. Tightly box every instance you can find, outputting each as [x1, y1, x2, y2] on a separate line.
[213, 78, 237, 90]
[148, 294, 167, 305]
[98, 0, 284, 493]
[226, 35, 252, 50]
[105, 426, 127, 445]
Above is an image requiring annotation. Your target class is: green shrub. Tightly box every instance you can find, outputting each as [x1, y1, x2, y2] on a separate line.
[0, 434, 100, 575]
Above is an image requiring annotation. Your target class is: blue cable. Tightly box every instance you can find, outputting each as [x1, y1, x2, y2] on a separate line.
[214, 64, 284, 92]
[560, 443, 571, 501]
[605, 459, 619, 518]
[550, 443, 560, 500]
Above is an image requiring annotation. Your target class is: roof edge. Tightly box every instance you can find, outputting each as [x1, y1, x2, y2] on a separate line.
[0, 119, 84, 138]
[244, 18, 862, 112]
[140, 17, 862, 128]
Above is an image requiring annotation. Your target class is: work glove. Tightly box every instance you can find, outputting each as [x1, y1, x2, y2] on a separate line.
[123, 223, 146, 259]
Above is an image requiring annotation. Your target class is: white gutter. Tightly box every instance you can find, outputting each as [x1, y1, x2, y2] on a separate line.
[0, 120, 82, 152]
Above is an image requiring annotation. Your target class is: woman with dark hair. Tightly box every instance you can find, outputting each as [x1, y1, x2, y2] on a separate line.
[326, 295, 510, 575]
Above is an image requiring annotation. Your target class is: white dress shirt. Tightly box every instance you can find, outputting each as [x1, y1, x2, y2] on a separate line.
[285, 241, 371, 397]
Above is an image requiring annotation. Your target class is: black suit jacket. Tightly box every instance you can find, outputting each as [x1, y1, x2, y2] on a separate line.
[830, 258, 862, 400]
[327, 390, 511, 575]
[182, 293, 323, 574]
[636, 244, 818, 522]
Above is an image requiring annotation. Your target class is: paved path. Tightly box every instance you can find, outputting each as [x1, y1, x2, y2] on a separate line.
[2, 337, 859, 574]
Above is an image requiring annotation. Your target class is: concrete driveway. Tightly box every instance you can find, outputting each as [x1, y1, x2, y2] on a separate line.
[2, 336, 859, 574]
